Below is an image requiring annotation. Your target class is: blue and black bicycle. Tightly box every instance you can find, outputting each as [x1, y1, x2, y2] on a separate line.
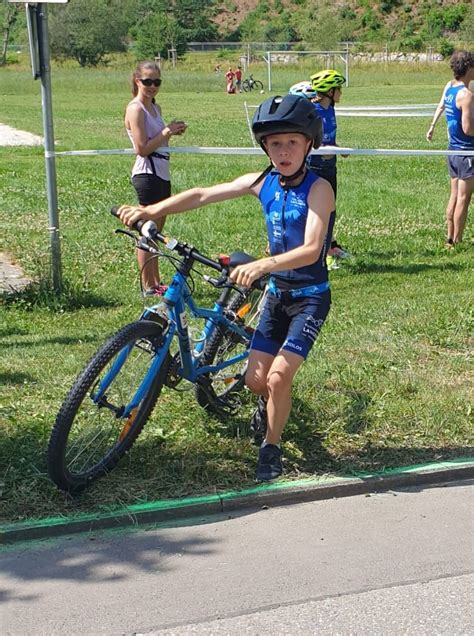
[47, 209, 265, 494]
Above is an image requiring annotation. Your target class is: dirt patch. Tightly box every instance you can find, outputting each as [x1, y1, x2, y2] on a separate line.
[0, 123, 42, 146]
[0, 252, 32, 293]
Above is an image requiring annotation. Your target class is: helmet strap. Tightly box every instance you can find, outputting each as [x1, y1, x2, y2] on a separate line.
[279, 160, 308, 188]
[250, 164, 273, 188]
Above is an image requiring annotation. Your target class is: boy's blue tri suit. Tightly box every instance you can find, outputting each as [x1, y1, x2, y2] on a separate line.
[251, 169, 335, 360]
[308, 101, 337, 177]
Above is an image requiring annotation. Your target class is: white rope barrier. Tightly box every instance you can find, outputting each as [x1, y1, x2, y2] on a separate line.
[336, 112, 434, 117]
[337, 104, 437, 110]
[51, 146, 474, 158]
[247, 103, 437, 111]
[246, 103, 436, 118]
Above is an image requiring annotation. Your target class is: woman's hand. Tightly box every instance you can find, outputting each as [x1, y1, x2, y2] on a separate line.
[118, 204, 154, 227]
[166, 120, 188, 137]
[230, 260, 268, 287]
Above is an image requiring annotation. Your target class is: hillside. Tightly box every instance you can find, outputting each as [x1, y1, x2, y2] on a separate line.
[212, 0, 473, 50]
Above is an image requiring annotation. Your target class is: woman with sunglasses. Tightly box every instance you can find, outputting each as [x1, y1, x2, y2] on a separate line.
[125, 60, 187, 296]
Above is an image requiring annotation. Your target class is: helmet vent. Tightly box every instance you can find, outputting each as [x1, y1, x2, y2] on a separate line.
[270, 97, 283, 113]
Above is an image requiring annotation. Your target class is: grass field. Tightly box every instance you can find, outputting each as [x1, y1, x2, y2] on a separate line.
[0, 57, 472, 523]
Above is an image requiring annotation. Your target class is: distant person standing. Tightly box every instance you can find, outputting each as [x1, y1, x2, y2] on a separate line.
[225, 67, 235, 94]
[125, 60, 187, 295]
[309, 69, 351, 264]
[235, 66, 243, 92]
[426, 50, 474, 247]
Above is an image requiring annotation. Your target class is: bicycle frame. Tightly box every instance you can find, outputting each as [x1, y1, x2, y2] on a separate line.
[92, 269, 251, 419]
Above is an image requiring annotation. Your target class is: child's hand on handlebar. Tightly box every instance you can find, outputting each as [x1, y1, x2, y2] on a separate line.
[118, 204, 153, 227]
[230, 260, 268, 288]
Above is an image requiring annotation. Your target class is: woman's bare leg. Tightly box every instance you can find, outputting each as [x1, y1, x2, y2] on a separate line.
[446, 177, 458, 243]
[452, 177, 473, 243]
[137, 216, 166, 289]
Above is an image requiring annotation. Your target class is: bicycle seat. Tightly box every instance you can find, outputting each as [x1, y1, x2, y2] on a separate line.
[228, 251, 256, 267]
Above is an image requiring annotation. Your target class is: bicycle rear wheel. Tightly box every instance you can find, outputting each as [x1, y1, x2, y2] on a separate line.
[195, 287, 265, 417]
[253, 80, 264, 91]
[48, 320, 170, 494]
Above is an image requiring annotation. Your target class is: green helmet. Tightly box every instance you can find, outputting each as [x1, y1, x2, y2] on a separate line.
[310, 69, 345, 93]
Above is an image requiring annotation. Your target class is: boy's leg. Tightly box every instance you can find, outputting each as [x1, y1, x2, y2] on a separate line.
[255, 349, 304, 481]
[265, 350, 305, 445]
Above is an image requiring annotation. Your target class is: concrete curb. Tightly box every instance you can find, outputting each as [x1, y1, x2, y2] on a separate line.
[1, 458, 473, 545]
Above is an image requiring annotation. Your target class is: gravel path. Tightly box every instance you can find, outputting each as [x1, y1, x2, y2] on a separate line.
[0, 122, 42, 146]
[1, 124, 40, 291]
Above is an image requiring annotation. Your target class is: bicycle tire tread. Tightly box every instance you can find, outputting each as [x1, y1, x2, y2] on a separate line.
[48, 320, 167, 494]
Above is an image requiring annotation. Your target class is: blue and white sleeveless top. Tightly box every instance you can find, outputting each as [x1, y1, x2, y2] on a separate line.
[444, 85, 474, 151]
[309, 101, 337, 170]
[259, 170, 335, 287]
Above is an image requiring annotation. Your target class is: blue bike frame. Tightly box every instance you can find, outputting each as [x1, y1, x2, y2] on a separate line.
[92, 270, 251, 419]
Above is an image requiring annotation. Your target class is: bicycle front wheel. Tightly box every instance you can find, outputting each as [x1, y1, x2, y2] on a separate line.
[48, 320, 170, 494]
[242, 80, 251, 92]
[195, 287, 265, 417]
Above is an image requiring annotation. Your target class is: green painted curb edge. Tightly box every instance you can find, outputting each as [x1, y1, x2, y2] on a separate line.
[1, 457, 473, 544]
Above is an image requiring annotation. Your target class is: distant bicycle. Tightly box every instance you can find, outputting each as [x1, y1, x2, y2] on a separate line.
[242, 75, 264, 92]
[47, 209, 266, 494]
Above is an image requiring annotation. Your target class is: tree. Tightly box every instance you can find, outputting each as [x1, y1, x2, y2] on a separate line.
[49, 0, 128, 67]
[173, 0, 218, 41]
[132, 11, 186, 59]
[290, 2, 342, 50]
[1, 0, 19, 66]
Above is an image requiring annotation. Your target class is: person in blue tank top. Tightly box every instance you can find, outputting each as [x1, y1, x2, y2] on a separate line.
[118, 95, 335, 482]
[308, 69, 351, 264]
[426, 50, 474, 246]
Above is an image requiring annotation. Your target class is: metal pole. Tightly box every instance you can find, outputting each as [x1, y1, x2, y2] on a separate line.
[37, 3, 61, 291]
[345, 50, 349, 88]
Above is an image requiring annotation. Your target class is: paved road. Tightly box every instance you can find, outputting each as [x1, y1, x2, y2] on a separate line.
[1, 480, 473, 634]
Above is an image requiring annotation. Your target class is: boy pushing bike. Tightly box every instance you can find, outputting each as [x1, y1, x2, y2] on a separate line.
[118, 95, 335, 481]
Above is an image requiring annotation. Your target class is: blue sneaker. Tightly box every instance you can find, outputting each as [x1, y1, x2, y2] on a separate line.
[256, 444, 283, 482]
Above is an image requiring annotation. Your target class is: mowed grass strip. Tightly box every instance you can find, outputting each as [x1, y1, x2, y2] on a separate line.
[0, 60, 472, 523]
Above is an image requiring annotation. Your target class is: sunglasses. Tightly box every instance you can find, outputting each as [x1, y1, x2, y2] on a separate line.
[138, 78, 162, 87]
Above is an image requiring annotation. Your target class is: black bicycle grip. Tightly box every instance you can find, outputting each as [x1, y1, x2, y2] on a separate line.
[110, 206, 154, 235]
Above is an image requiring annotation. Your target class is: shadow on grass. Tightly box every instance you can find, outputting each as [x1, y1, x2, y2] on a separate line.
[0, 371, 37, 385]
[0, 326, 29, 338]
[1, 333, 103, 349]
[347, 260, 465, 276]
[1, 277, 119, 311]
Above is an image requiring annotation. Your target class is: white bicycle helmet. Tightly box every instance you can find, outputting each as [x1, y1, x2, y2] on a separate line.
[288, 81, 317, 100]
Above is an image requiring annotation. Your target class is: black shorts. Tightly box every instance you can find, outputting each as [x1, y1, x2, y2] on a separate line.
[132, 174, 171, 206]
[447, 155, 474, 180]
[250, 290, 331, 360]
[309, 161, 337, 198]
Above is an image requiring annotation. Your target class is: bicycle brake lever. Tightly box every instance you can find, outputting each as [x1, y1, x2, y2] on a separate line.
[115, 228, 136, 240]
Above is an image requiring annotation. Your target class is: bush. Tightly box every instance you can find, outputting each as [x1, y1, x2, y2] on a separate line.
[438, 39, 455, 60]
[400, 36, 424, 52]
[49, 0, 128, 67]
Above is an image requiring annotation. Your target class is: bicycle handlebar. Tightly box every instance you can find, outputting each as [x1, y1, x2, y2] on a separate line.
[110, 206, 267, 290]
[111, 206, 224, 273]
